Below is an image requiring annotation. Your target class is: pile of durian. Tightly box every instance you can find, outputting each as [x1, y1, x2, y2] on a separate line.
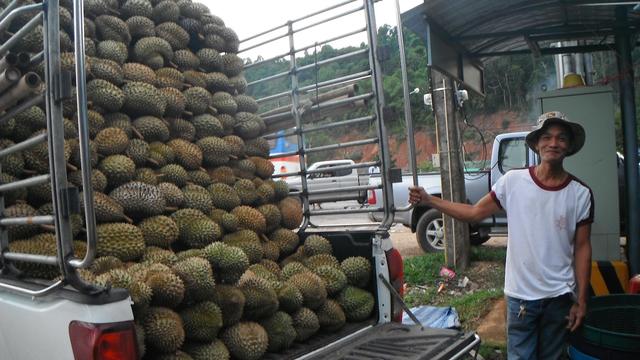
[0, 0, 376, 359]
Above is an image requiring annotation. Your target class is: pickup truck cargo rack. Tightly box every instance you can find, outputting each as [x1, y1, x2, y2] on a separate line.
[0, 0, 99, 297]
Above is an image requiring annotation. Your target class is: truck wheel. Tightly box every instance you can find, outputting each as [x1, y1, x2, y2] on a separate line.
[416, 209, 445, 252]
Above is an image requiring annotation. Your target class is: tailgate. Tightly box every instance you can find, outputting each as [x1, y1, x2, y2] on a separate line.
[300, 323, 479, 360]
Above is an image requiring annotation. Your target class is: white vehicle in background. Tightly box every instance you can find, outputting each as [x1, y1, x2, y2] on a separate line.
[286, 159, 370, 204]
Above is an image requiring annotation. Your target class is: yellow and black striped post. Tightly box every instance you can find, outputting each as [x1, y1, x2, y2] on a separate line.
[589, 261, 629, 296]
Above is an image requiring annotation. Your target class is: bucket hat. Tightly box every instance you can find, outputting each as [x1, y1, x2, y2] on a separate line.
[525, 111, 585, 156]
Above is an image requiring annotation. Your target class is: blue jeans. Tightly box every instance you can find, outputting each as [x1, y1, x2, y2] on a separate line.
[506, 294, 573, 360]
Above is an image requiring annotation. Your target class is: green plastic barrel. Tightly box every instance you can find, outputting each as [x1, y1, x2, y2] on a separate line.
[570, 294, 640, 359]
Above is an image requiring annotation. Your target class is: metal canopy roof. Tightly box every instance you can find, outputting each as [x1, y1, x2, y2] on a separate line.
[403, 0, 640, 59]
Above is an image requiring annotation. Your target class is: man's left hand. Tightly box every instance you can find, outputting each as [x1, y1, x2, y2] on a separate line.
[566, 302, 586, 331]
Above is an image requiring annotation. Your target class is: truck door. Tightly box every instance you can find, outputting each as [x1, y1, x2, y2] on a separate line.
[307, 164, 341, 202]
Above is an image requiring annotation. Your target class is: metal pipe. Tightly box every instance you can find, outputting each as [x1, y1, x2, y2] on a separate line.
[395, 0, 418, 188]
[0, 215, 54, 226]
[4, 252, 58, 265]
[0, 2, 42, 33]
[0, 66, 21, 94]
[70, 0, 97, 271]
[0, 133, 46, 159]
[615, 6, 640, 276]
[0, 279, 63, 297]
[291, 0, 358, 24]
[0, 72, 42, 112]
[15, 52, 30, 69]
[307, 183, 381, 195]
[309, 206, 383, 216]
[30, 51, 44, 67]
[297, 48, 368, 73]
[302, 114, 375, 134]
[304, 137, 379, 154]
[298, 70, 371, 93]
[246, 69, 289, 87]
[260, 84, 358, 117]
[0, 0, 19, 21]
[0, 52, 18, 73]
[296, 27, 367, 55]
[243, 51, 290, 70]
[0, 92, 43, 127]
[295, 5, 364, 34]
[0, 12, 43, 57]
[238, 31, 290, 54]
[364, 0, 394, 230]
[305, 160, 378, 175]
[254, 89, 291, 104]
[0, 174, 49, 192]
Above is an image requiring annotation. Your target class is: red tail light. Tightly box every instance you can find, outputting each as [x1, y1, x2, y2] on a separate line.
[69, 321, 139, 360]
[385, 248, 405, 322]
[368, 189, 377, 205]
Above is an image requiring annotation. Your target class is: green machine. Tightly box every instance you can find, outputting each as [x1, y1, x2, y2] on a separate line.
[539, 86, 620, 261]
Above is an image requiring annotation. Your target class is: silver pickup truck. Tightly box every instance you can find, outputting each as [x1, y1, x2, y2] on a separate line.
[368, 131, 537, 252]
[286, 159, 370, 204]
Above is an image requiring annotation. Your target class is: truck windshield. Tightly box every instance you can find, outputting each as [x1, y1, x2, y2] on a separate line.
[499, 138, 528, 173]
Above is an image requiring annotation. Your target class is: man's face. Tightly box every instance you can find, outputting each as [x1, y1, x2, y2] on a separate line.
[536, 124, 571, 163]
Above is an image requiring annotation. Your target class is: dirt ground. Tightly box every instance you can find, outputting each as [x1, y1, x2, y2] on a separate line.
[390, 226, 507, 347]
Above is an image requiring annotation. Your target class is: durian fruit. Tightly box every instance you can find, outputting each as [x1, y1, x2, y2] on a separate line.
[90, 256, 124, 275]
[96, 222, 145, 261]
[134, 167, 160, 185]
[156, 22, 190, 50]
[158, 182, 184, 208]
[89, 191, 133, 223]
[278, 197, 303, 230]
[193, 114, 224, 139]
[121, 0, 154, 19]
[172, 257, 216, 303]
[94, 127, 130, 156]
[182, 186, 214, 214]
[104, 112, 131, 137]
[162, 89, 187, 117]
[109, 181, 167, 219]
[138, 215, 179, 248]
[211, 91, 236, 115]
[173, 49, 200, 71]
[234, 94, 259, 113]
[167, 138, 203, 170]
[95, 15, 132, 43]
[275, 282, 304, 314]
[291, 307, 320, 342]
[143, 307, 185, 354]
[313, 265, 348, 296]
[230, 206, 266, 234]
[179, 301, 222, 342]
[316, 299, 346, 331]
[122, 62, 156, 84]
[126, 16, 156, 39]
[125, 139, 151, 167]
[149, 141, 175, 167]
[233, 179, 258, 206]
[230, 159, 255, 179]
[183, 339, 230, 360]
[208, 166, 235, 185]
[255, 183, 275, 205]
[133, 36, 173, 69]
[257, 204, 281, 234]
[98, 154, 136, 188]
[287, 271, 327, 310]
[123, 82, 167, 118]
[183, 86, 212, 115]
[144, 263, 185, 308]
[212, 284, 245, 327]
[281, 262, 309, 282]
[259, 311, 296, 352]
[237, 270, 278, 320]
[133, 116, 170, 142]
[222, 135, 244, 158]
[341, 256, 372, 288]
[159, 164, 189, 187]
[303, 234, 332, 257]
[269, 228, 299, 256]
[187, 170, 212, 187]
[220, 322, 268, 360]
[222, 229, 263, 264]
[244, 137, 270, 158]
[7, 234, 60, 279]
[304, 254, 340, 271]
[202, 242, 249, 284]
[152, 1, 180, 24]
[249, 156, 274, 179]
[337, 286, 375, 322]
[261, 241, 280, 262]
[177, 216, 221, 249]
[97, 40, 129, 65]
[197, 136, 230, 167]
[142, 246, 178, 266]
[89, 58, 124, 85]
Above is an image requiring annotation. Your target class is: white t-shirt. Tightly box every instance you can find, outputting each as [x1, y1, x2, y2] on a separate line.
[491, 167, 594, 300]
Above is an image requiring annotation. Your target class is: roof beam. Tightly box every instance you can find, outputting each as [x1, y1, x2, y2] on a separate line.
[452, 24, 636, 41]
[469, 43, 626, 57]
[524, 35, 541, 57]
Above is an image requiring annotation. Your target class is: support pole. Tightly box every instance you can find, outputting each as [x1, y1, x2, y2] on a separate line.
[430, 70, 469, 270]
[615, 6, 639, 276]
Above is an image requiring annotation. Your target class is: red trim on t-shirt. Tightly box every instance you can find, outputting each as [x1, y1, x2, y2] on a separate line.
[490, 190, 503, 209]
[528, 166, 573, 191]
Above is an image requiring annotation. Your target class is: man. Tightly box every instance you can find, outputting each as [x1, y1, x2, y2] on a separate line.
[408, 111, 593, 360]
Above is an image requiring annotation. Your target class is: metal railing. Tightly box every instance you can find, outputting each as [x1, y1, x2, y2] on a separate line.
[0, 0, 99, 297]
[239, 0, 397, 231]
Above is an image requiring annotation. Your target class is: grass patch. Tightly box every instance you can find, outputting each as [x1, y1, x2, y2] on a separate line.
[478, 341, 507, 360]
[403, 246, 506, 332]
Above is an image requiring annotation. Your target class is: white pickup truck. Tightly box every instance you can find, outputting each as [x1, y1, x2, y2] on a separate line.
[368, 132, 535, 252]
[286, 159, 369, 204]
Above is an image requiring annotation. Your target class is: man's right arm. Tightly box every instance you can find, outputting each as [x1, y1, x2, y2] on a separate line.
[408, 186, 501, 223]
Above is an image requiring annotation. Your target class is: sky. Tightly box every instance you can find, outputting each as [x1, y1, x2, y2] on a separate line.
[202, 0, 423, 60]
